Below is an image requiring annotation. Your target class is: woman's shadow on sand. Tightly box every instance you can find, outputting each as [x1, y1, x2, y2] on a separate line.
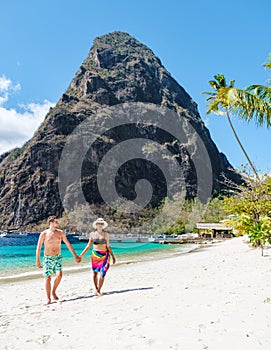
[60, 287, 153, 303]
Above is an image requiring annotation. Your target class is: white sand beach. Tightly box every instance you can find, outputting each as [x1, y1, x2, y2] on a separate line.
[1, 236, 271, 350]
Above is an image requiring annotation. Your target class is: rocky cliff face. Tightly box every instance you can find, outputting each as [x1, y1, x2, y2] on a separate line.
[0, 32, 241, 229]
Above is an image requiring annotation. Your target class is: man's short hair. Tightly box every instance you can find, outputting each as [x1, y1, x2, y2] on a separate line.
[47, 215, 58, 224]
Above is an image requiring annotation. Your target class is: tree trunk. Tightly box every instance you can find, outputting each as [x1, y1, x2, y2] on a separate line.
[226, 110, 261, 183]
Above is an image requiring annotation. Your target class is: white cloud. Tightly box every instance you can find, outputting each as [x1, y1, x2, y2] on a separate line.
[0, 100, 55, 154]
[0, 75, 21, 106]
[0, 76, 11, 91]
[0, 75, 55, 155]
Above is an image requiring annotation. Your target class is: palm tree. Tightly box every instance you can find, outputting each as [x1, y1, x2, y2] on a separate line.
[230, 55, 271, 127]
[203, 73, 262, 182]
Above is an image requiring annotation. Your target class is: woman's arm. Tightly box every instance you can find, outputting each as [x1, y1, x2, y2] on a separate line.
[106, 233, 116, 264]
[80, 234, 93, 258]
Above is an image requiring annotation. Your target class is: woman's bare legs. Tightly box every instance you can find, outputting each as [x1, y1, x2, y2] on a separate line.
[97, 275, 105, 296]
[93, 272, 99, 294]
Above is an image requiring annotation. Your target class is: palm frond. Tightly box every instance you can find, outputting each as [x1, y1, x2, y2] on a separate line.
[209, 80, 219, 89]
[246, 85, 271, 102]
[227, 88, 271, 127]
[202, 91, 216, 96]
[264, 53, 271, 70]
[214, 74, 228, 87]
[206, 99, 225, 115]
[229, 80, 235, 88]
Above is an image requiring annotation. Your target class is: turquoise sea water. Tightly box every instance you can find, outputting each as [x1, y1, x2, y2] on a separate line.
[0, 234, 197, 282]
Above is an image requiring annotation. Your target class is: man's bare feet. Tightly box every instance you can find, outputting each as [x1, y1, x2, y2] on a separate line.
[45, 299, 51, 305]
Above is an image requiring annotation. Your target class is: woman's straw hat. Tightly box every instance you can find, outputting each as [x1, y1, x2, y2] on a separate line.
[93, 217, 108, 229]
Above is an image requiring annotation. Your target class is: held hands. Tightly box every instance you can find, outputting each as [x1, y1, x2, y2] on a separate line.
[112, 256, 116, 264]
[75, 255, 82, 263]
[36, 261, 42, 269]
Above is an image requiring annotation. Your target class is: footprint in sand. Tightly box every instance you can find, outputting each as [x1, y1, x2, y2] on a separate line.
[37, 334, 51, 345]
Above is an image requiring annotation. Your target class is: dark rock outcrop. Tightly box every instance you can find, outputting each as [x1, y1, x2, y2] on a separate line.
[0, 32, 241, 229]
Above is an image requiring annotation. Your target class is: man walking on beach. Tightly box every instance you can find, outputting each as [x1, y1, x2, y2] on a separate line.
[36, 216, 81, 304]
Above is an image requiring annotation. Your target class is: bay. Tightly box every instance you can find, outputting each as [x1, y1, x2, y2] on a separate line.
[0, 233, 197, 281]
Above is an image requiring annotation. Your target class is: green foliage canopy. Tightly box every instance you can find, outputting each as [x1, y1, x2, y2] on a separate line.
[223, 174, 271, 249]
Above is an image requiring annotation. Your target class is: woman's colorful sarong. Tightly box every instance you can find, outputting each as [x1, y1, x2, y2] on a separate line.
[91, 250, 110, 277]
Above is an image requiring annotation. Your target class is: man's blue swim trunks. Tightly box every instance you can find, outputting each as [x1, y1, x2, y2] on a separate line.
[42, 254, 63, 277]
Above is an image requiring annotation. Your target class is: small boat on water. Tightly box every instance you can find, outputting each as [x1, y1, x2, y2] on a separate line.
[77, 233, 179, 243]
[0, 231, 28, 238]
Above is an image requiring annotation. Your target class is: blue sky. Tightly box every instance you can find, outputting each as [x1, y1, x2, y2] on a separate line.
[1, 0, 270, 174]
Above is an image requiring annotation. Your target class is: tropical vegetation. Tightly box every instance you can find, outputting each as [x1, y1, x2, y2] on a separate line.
[223, 173, 271, 255]
[202, 54, 271, 252]
[203, 54, 271, 182]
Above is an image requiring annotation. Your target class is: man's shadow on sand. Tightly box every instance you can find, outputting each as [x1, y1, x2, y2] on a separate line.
[60, 287, 153, 303]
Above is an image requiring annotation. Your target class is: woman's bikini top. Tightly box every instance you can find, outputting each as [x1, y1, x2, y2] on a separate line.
[91, 231, 107, 245]
[93, 237, 107, 245]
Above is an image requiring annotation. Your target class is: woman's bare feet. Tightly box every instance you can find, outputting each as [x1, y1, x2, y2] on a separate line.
[94, 289, 103, 297]
[52, 292, 59, 301]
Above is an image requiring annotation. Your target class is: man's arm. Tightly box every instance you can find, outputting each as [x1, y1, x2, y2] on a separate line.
[36, 231, 45, 268]
[62, 232, 81, 262]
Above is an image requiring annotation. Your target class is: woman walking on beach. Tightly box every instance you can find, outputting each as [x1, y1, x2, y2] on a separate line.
[80, 218, 116, 296]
